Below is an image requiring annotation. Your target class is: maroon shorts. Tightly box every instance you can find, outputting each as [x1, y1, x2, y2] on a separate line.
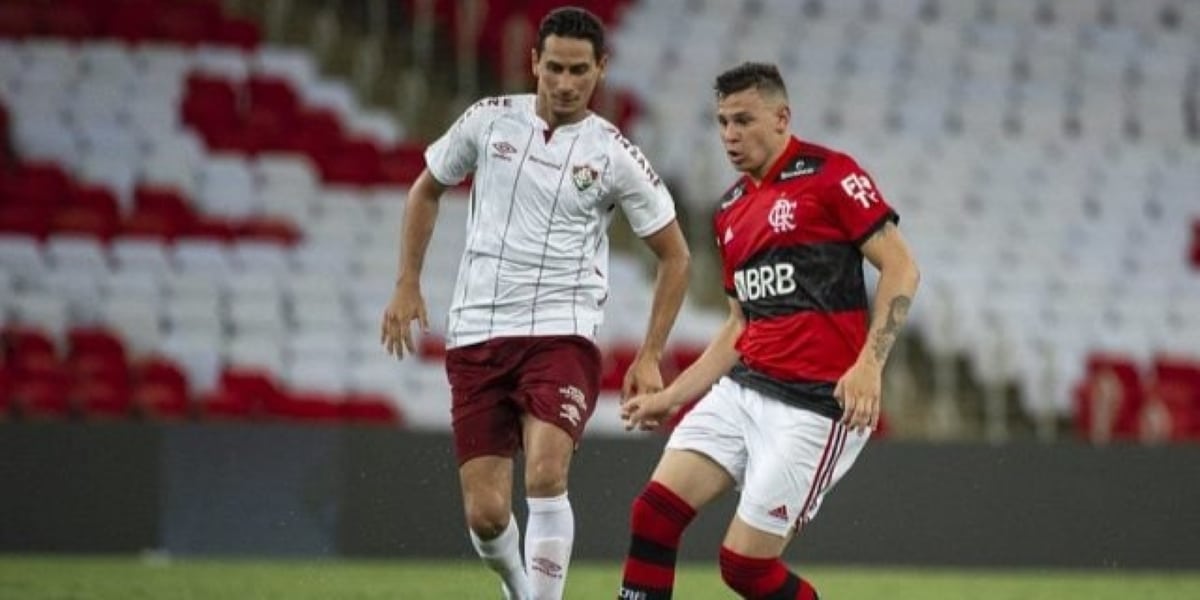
[445, 335, 601, 465]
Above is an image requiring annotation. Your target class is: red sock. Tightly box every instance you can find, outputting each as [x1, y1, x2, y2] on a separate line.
[718, 546, 819, 600]
[617, 481, 696, 600]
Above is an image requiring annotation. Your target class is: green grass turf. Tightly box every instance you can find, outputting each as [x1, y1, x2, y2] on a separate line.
[0, 556, 1198, 599]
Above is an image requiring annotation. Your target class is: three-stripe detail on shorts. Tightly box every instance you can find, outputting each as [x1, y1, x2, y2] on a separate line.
[793, 422, 848, 534]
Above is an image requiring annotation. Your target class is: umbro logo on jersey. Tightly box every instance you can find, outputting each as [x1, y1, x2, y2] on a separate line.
[491, 141, 517, 161]
[768, 505, 789, 521]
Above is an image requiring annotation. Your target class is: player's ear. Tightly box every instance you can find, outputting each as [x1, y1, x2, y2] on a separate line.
[776, 104, 791, 133]
[597, 53, 609, 80]
[530, 48, 539, 78]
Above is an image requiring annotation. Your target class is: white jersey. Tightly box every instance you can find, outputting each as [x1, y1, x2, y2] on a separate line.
[425, 94, 676, 349]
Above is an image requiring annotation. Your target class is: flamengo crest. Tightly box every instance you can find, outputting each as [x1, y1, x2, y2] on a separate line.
[768, 197, 797, 233]
[572, 164, 598, 191]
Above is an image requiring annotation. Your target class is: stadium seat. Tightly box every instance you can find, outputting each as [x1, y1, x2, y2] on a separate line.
[132, 356, 191, 420]
[342, 392, 403, 425]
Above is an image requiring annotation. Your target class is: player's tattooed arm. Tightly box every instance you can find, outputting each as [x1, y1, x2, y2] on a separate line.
[860, 222, 920, 368]
[870, 295, 912, 364]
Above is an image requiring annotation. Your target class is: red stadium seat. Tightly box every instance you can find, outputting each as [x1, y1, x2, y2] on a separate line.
[120, 210, 184, 241]
[418, 333, 447, 360]
[201, 368, 282, 419]
[104, 0, 160, 44]
[216, 16, 261, 50]
[248, 76, 300, 121]
[342, 392, 402, 425]
[11, 372, 72, 419]
[380, 144, 427, 185]
[182, 75, 241, 135]
[51, 203, 121, 241]
[4, 327, 57, 364]
[1074, 354, 1144, 443]
[1, 163, 71, 207]
[181, 217, 236, 242]
[237, 217, 301, 245]
[1143, 356, 1200, 442]
[38, 3, 97, 39]
[154, 1, 220, 46]
[0, 3, 37, 39]
[0, 364, 12, 418]
[70, 185, 121, 222]
[67, 328, 129, 391]
[277, 391, 343, 422]
[74, 380, 131, 419]
[132, 357, 191, 420]
[599, 344, 640, 392]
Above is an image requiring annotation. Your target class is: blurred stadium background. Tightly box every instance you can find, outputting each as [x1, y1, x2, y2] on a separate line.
[0, 0, 1198, 597]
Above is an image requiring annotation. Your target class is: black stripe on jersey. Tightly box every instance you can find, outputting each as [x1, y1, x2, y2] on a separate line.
[530, 135, 580, 333]
[733, 242, 867, 320]
[729, 363, 843, 420]
[487, 127, 537, 337]
[853, 210, 900, 247]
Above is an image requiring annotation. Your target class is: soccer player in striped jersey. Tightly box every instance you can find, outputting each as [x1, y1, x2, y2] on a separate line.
[380, 7, 690, 599]
[617, 62, 920, 600]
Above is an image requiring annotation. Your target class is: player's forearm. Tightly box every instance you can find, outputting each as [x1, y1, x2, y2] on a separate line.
[637, 251, 690, 360]
[859, 259, 920, 368]
[663, 314, 742, 408]
[396, 172, 444, 287]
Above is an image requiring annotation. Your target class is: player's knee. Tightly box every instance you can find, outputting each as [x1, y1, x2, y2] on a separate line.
[463, 499, 510, 538]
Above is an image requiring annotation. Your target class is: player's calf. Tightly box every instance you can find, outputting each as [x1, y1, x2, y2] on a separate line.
[617, 481, 697, 599]
[718, 546, 818, 600]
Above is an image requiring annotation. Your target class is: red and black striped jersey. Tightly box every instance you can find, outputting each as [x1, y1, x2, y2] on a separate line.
[714, 137, 897, 419]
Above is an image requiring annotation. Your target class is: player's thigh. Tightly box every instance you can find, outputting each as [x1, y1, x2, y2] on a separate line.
[514, 335, 602, 443]
[650, 449, 736, 510]
[662, 377, 749, 499]
[737, 398, 865, 539]
[446, 341, 521, 464]
[521, 412, 575, 494]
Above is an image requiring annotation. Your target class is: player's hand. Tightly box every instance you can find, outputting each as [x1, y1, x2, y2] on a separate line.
[620, 389, 676, 432]
[834, 359, 882, 434]
[622, 353, 664, 400]
[380, 279, 429, 359]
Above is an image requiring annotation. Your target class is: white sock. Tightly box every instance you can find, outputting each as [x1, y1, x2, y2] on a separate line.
[524, 494, 574, 600]
[470, 515, 531, 600]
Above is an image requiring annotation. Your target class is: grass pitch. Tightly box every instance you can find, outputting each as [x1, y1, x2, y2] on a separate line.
[0, 556, 1198, 599]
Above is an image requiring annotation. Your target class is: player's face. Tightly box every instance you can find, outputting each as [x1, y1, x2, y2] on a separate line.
[716, 88, 790, 180]
[532, 35, 606, 125]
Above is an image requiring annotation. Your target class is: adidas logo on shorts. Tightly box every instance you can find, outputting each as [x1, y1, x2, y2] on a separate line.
[768, 505, 789, 521]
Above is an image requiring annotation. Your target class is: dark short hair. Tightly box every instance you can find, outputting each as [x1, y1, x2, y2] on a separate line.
[537, 7, 606, 61]
[714, 62, 788, 100]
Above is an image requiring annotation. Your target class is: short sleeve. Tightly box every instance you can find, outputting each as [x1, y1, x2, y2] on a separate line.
[424, 98, 499, 186]
[824, 155, 898, 245]
[610, 136, 676, 238]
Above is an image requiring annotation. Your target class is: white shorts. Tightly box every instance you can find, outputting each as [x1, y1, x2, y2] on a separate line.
[666, 377, 870, 537]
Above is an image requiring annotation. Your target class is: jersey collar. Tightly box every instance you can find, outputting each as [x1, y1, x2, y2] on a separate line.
[744, 136, 802, 192]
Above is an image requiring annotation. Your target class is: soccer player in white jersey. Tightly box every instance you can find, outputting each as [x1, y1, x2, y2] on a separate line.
[380, 7, 690, 599]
